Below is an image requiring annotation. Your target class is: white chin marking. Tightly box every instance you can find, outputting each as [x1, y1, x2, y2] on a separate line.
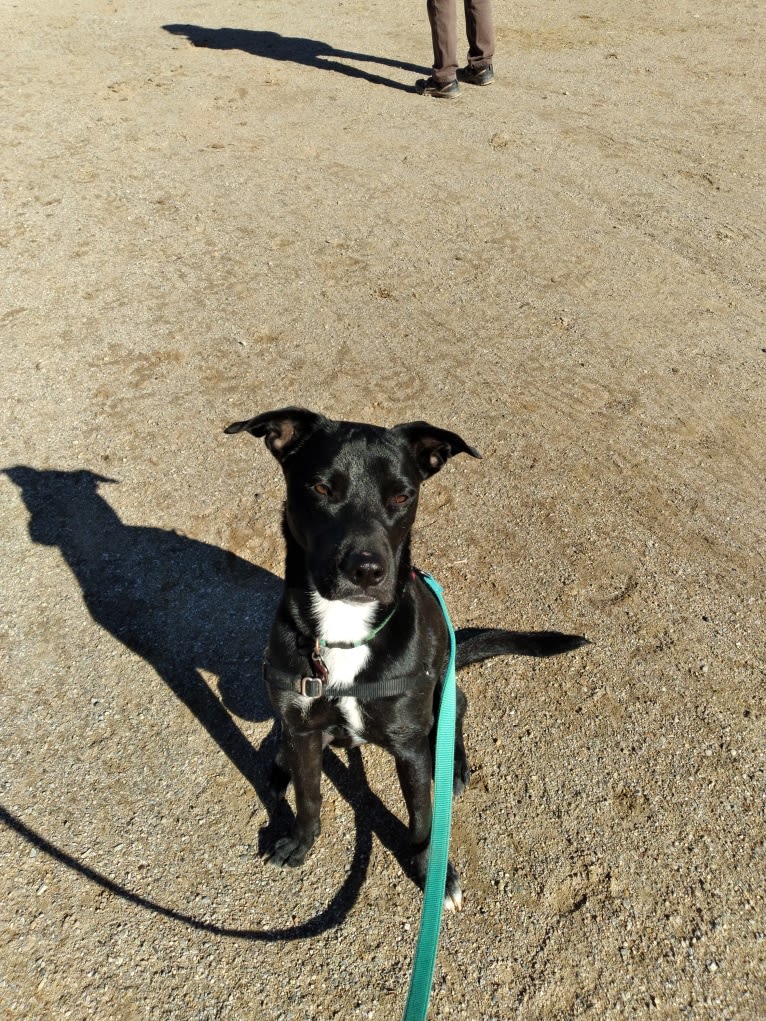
[310, 591, 376, 647]
[310, 591, 373, 738]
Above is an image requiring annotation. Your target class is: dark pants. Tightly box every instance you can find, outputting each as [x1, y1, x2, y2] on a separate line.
[426, 0, 496, 83]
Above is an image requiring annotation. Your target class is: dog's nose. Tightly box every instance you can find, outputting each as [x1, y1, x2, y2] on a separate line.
[341, 551, 386, 589]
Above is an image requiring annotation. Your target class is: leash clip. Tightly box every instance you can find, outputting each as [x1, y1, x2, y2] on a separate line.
[311, 644, 330, 682]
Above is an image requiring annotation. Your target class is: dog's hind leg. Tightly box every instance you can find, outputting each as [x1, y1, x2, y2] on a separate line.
[430, 684, 471, 797]
[453, 685, 470, 796]
[268, 741, 291, 803]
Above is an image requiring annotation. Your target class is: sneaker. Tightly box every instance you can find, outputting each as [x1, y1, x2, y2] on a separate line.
[415, 76, 460, 99]
[457, 64, 495, 86]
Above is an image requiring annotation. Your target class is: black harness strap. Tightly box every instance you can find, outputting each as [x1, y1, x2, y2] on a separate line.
[263, 661, 432, 701]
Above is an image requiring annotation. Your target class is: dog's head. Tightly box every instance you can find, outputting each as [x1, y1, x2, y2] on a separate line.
[225, 407, 480, 604]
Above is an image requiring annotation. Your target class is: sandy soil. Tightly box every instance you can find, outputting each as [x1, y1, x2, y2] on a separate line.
[1, 1, 764, 1018]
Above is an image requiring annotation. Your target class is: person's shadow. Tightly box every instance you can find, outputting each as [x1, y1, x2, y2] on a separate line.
[163, 23, 429, 92]
[3, 466, 415, 940]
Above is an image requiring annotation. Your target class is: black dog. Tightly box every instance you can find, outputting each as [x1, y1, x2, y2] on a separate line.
[226, 407, 587, 909]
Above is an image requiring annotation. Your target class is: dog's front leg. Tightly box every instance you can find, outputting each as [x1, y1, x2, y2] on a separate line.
[395, 737, 463, 911]
[267, 727, 323, 868]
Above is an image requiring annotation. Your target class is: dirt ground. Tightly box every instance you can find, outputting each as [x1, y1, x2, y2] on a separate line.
[1, 0, 764, 1018]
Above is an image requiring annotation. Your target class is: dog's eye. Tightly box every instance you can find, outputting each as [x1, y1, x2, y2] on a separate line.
[312, 482, 332, 497]
[389, 493, 409, 507]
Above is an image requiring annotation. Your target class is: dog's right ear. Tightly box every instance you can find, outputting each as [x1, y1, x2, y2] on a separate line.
[393, 421, 481, 479]
[224, 407, 326, 461]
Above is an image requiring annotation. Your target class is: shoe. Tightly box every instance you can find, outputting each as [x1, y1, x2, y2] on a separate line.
[457, 64, 495, 86]
[415, 76, 460, 99]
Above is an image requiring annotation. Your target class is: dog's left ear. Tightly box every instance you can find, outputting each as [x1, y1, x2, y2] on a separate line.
[393, 421, 481, 479]
[224, 407, 326, 461]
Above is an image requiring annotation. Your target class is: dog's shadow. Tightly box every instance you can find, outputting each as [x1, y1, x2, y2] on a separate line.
[3, 466, 415, 939]
[163, 23, 429, 92]
[5, 465, 279, 719]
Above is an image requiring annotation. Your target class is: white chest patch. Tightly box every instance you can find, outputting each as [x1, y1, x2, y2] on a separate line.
[311, 591, 373, 739]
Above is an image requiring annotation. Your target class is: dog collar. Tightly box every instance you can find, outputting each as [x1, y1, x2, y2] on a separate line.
[310, 603, 397, 684]
[310, 573, 420, 681]
[266, 570, 433, 699]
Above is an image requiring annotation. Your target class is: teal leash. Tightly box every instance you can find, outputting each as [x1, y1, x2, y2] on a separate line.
[402, 570, 457, 1021]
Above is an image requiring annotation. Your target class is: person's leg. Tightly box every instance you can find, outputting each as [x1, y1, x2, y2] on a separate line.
[427, 0, 458, 82]
[463, 0, 495, 68]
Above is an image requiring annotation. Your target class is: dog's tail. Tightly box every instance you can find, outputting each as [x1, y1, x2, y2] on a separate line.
[455, 627, 589, 669]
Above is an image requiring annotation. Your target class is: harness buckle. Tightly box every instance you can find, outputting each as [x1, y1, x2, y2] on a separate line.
[300, 676, 324, 699]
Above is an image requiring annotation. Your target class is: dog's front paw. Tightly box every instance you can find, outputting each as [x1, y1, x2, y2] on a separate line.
[444, 861, 463, 912]
[265, 835, 314, 868]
